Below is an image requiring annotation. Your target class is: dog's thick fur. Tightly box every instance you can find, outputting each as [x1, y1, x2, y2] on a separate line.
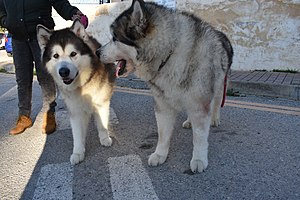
[37, 20, 115, 165]
[97, 0, 233, 172]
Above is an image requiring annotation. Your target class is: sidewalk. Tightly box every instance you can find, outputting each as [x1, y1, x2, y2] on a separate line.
[0, 60, 299, 100]
[115, 70, 300, 101]
[229, 70, 300, 100]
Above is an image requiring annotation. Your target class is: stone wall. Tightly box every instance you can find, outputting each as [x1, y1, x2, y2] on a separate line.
[53, 0, 300, 71]
[177, 0, 300, 71]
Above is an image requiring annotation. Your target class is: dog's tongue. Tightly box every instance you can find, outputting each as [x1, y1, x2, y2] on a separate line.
[116, 60, 126, 77]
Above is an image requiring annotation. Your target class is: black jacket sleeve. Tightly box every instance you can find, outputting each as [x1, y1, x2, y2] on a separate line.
[0, 0, 7, 27]
[50, 0, 78, 20]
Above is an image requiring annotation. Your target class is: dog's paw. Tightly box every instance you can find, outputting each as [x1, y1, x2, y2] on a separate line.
[182, 120, 192, 129]
[211, 120, 220, 127]
[211, 116, 220, 127]
[100, 136, 112, 147]
[70, 153, 85, 165]
[190, 159, 208, 173]
[148, 153, 167, 166]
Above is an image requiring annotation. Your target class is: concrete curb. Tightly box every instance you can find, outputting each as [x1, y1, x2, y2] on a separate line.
[0, 61, 15, 73]
[228, 80, 300, 101]
[116, 78, 300, 101]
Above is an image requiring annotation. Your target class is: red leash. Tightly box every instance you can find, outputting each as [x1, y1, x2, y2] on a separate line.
[221, 74, 227, 107]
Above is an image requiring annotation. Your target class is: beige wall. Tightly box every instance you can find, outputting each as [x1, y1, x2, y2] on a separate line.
[53, 0, 300, 71]
[177, 0, 300, 71]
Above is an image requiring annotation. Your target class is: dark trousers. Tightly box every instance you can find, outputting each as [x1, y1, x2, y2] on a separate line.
[12, 38, 56, 117]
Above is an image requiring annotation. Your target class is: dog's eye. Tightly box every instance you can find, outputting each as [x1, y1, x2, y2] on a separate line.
[53, 53, 59, 59]
[70, 52, 77, 57]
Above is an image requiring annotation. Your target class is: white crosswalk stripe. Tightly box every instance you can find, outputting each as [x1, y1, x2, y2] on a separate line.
[0, 85, 17, 101]
[33, 162, 74, 200]
[108, 155, 159, 200]
[55, 107, 119, 131]
[33, 155, 158, 200]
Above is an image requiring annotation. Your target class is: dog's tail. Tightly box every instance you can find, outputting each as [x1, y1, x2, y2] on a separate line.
[219, 34, 233, 108]
[221, 73, 228, 107]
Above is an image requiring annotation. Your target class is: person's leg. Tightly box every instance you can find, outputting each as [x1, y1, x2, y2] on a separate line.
[30, 39, 57, 134]
[9, 39, 34, 135]
[13, 39, 34, 116]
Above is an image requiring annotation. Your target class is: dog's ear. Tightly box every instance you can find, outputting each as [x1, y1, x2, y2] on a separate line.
[132, 0, 146, 26]
[36, 24, 52, 51]
[71, 19, 89, 42]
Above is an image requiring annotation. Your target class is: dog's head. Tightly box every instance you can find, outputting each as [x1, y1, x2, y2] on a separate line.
[37, 20, 99, 88]
[96, 0, 151, 77]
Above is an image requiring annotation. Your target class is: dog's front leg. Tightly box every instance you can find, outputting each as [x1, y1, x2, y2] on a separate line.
[69, 112, 89, 165]
[188, 110, 211, 173]
[148, 100, 176, 166]
[94, 102, 112, 147]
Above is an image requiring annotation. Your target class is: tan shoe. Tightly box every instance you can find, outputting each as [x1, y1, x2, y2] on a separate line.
[42, 112, 56, 134]
[9, 115, 33, 135]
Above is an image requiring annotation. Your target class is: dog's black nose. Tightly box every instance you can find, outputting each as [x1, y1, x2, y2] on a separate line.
[59, 67, 70, 77]
[95, 49, 101, 58]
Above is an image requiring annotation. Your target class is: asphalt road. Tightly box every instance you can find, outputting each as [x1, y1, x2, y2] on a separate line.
[0, 73, 299, 200]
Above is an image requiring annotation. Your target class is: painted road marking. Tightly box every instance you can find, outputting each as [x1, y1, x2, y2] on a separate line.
[32, 162, 73, 200]
[226, 101, 300, 116]
[226, 99, 300, 112]
[114, 86, 300, 116]
[115, 86, 152, 97]
[108, 154, 159, 200]
[0, 85, 17, 101]
[56, 107, 119, 131]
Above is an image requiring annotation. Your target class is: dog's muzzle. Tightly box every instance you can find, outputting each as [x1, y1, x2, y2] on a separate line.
[59, 67, 77, 85]
[59, 67, 70, 78]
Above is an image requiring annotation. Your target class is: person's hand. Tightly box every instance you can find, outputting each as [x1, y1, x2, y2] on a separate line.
[72, 10, 88, 29]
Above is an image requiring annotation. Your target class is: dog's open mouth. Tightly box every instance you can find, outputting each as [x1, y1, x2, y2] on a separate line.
[116, 59, 127, 77]
[62, 78, 73, 85]
[62, 72, 78, 85]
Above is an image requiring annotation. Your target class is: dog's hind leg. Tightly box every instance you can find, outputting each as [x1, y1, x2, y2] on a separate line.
[70, 112, 90, 165]
[94, 101, 113, 147]
[184, 75, 225, 129]
[187, 105, 211, 173]
[148, 99, 177, 167]
[211, 77, 224, 127]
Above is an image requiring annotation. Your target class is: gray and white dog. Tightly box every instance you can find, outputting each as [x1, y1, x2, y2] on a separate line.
[97, 0, 233, 172]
